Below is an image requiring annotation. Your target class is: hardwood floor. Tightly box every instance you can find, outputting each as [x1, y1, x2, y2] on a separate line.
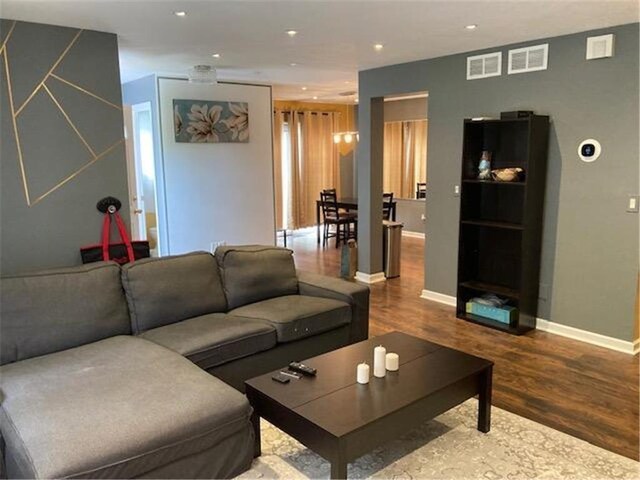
[284, 231, 639, 461]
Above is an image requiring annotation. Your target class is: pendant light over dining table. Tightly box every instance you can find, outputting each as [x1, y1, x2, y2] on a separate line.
[333, 101, 358, 144]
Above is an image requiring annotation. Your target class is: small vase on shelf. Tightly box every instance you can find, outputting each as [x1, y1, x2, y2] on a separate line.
[478, 150, 492, 180]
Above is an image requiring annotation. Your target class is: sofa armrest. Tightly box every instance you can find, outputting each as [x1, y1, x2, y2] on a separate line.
[297, 270, 369, 343]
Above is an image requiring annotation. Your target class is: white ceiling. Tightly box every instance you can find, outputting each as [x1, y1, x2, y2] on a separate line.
[2, 0, 638, 103]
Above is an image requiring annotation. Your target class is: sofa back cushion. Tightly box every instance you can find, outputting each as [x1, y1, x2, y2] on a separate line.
[215, 245, 298, 309]
[121, 251, 227, 333]
[0, 262, 130, 365]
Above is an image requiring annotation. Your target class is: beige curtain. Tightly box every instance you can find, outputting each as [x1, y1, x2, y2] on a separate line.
[405, 119, 428, 190]
[287, 112, 303, 229]
[272, 111, 284, 229]
[294, 111, 340, 228]
[273, 110, 340, 229]
[384, 120, 428, 198]
[383, 122, 404, 195]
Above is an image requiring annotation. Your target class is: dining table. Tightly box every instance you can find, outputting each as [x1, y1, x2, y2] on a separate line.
[315, 197, 397, 244]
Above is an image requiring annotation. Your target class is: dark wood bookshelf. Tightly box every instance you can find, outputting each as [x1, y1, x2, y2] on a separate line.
[460, 219, 523, 230]
[456, 115, 549, 335]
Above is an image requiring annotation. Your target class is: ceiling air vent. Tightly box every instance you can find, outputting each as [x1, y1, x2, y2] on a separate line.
[508, 44, 548, 74]
[586, 34, 614, 60]
[466, 52, 502, 80]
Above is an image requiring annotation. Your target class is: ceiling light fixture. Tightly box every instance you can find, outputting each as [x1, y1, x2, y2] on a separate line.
[465, 24, 477, 30]
[333, 105, 358, 145]
[374, 43, 384, 51]
[301, 86, 307, 91]
[312, 96, 318, 100]
[286, 30, 298, 37]
[188, 65, 217, 84]
[290, 62, 298, 66]
[174, 11, 186, 17]
[211, 53, 221, 58]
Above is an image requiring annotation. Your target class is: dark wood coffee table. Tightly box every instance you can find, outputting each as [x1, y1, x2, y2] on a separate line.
[245, 331, 493, 479]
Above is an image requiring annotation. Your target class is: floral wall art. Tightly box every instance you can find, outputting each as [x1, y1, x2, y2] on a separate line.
[173, 100, 249, 143]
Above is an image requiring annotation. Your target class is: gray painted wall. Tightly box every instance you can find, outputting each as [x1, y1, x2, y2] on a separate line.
[121, 74, 169, 255]
[0, 19, 128, 274]
[358, 23, 639, 341]
[396, 199, 426, 234]
[340, 151, 355, 198]
[384, 97, 428, 122]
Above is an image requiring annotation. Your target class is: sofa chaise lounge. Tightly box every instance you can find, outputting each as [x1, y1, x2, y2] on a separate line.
[0, 246, 369, 479]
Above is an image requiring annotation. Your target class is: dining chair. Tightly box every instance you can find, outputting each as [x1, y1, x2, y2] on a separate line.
[382, 192, 394, 221]
[320, 190, 357, 248]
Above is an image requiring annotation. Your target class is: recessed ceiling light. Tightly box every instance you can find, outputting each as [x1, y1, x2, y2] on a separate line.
[174, 11, 186, 17]
[374, 43, 384, 51]
[465, 24, 477, 30]
[286, 30, 298, 37]
[355, 98, 359, 103]
[301, 86, 307, 91]
[312, 96, 318, 100]
[290, 62, 298, 67]
[211, 53, 221, 58]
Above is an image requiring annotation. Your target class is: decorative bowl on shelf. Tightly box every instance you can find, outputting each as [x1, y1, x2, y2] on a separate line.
[491, 167, 524, 182]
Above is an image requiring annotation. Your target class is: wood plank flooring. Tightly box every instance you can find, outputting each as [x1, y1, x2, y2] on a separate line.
[285, 231, 639, 461]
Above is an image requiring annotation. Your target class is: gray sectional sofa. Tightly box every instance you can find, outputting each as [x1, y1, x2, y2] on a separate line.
[0, 246, 369, 479]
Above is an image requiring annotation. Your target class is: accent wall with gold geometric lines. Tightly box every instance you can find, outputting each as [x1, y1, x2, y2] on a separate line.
[1, 19, 129, 274]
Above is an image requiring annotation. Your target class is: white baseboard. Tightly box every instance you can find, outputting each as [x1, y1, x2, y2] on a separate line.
[420, 289, 456, 307]
[536, 318, 638, 355]
[402, 230, 425, 239]
[419, 290, 638, 355]
[355, 271, 386, 284]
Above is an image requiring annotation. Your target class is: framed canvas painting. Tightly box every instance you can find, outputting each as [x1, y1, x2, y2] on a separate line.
[173, 100, 249, 143]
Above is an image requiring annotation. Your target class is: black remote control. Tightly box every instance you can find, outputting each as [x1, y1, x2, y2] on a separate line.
[271, 373, 290, 384]
[288, 361, 317, 376]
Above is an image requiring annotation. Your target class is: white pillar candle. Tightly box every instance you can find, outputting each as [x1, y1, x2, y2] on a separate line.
[357, 362, 370, 384]
[385, 352, 399, 371]
[373, 345, 386, 378]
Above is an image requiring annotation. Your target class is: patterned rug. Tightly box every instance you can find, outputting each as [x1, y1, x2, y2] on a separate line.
[238, 399, 638, 479]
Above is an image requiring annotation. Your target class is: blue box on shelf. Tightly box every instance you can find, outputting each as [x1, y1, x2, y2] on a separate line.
[466, 301, 518, 325]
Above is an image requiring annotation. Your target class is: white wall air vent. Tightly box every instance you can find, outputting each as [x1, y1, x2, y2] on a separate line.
[508, 44, 548, 74]
[586, 34, 615, 59]
[466, 52, 502, 80]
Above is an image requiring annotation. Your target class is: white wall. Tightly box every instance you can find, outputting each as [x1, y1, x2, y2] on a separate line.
[158, 78, 275, 253]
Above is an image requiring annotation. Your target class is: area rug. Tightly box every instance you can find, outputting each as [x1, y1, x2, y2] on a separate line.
[238, 399, 638, 479]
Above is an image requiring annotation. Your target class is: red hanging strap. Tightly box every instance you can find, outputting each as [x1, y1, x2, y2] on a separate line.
[102, 213, 111, 261]
[113, 212, 135, 262]
[101, 212, 136, 263]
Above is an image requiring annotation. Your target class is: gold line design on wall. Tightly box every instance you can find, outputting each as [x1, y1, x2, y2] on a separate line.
[2, 21, 124, 207]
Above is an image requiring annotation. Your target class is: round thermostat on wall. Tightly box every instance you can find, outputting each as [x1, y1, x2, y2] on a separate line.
[578, 139, 601, 163]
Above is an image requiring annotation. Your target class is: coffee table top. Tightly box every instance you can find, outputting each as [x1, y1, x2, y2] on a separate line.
[245, 331, 493, 437]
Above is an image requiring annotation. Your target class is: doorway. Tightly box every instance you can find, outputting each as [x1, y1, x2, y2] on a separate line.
[124, 102, 161, 256]
[382, 92, 428, 279]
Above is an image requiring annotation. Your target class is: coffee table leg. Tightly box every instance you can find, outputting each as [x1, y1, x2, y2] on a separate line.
[251, 411, 261, 457]
[330, 443, 348, 479]
[330, 460, 347, 479]
[477, 365, 492, 433]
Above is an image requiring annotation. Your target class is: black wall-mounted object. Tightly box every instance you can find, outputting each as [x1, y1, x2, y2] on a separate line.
[96, 197, 122, 214]
[456, 115, 550, 335]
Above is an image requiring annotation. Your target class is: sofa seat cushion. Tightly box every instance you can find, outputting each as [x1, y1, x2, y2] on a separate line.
[139, 313, 277, 369]
[0, 336, 253, 479]
[230, 295, 351, 343]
